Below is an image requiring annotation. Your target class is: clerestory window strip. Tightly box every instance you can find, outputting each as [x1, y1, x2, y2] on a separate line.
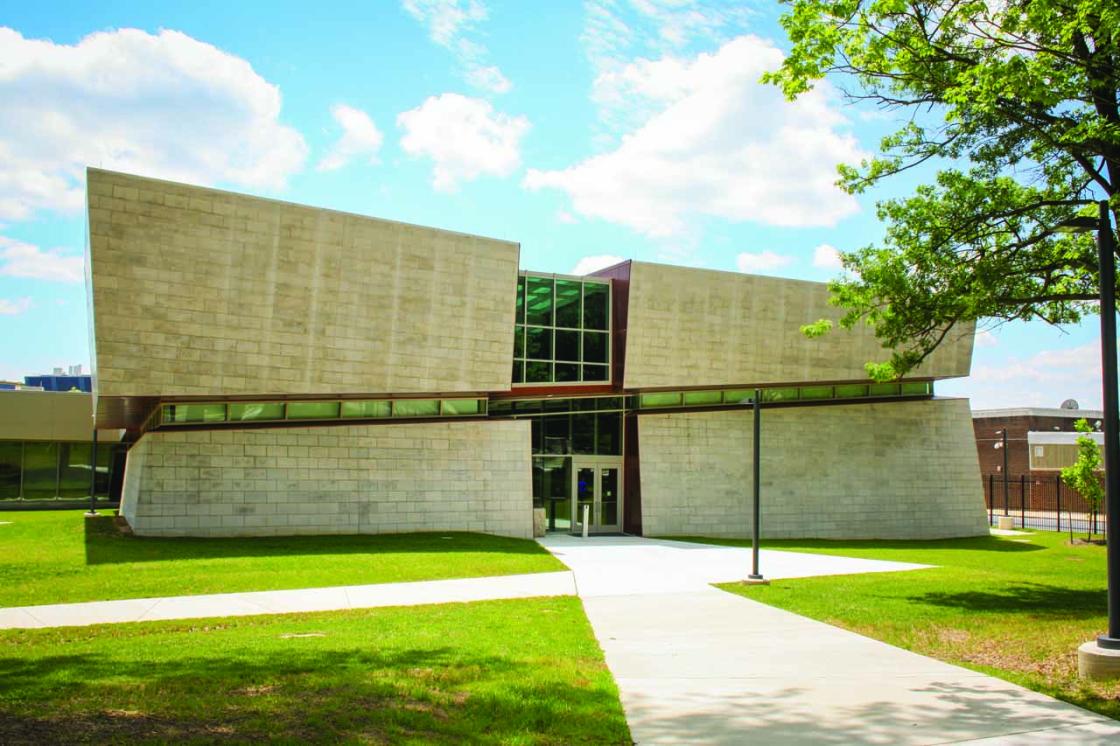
[154, 397, 487, 428]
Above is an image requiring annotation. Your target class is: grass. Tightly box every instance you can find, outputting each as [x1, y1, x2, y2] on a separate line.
[0, 596, 630, 744]
[0, 511, 565, 607]
[679, 531, 1120, 721]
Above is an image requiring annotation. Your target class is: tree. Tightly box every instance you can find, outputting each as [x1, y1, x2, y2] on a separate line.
[1061, 418, 1105, 539]
[765, 0, 1120, 379]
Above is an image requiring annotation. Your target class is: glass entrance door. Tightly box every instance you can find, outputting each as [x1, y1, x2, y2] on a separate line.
[571, 460, 622, 534]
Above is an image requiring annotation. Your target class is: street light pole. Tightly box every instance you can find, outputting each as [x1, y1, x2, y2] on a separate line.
[998, 429, 1009, 515]
[748, 388, 764, 582]
[1095, 198, 1120, 650]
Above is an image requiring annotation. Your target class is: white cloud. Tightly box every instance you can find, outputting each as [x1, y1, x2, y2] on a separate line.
[571, 254, 625, 275]
[582, 1, 753, 131]
[812, 243, 843, 270]
[975, 329, 998, 348]
[735, 250, 794, 275]
[0, 27, 307, 222]
[465, 65, 512, 94]
[317, 105, 384, 172]
[940, 341, 1103, 410]
[402, 0, 512, 94]
[398, 94, 529, 191]
[971, 343, 1101, 386]
[0, 236, 83, 282]
[0, 297, 32, 315]
[525, 36, 865, 237]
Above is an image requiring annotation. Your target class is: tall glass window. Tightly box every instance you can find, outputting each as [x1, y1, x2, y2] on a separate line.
[513, 273, 612, 385]
[21, 442, 58, 499]
[58, 443, 92, 498]
[0, 442, 21, 500]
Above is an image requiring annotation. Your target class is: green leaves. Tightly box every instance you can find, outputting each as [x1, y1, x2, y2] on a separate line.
[1061, 418, 1105, 536]
[768, 0, 1119, 378]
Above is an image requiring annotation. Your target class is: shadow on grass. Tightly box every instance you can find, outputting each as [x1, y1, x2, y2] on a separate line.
[914, 582, 1108, 619]
[84, 516, 550, 566]
[671, 535, 1045, 554]
[0, 646, 629, 744]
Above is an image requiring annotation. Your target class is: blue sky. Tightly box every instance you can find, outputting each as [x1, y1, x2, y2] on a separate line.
[0, 0, 1105, 410]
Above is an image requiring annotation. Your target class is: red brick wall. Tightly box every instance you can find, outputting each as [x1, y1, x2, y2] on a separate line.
[973, 415, 1089, 476]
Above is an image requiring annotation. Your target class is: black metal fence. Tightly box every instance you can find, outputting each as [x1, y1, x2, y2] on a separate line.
[983, 474, 1109, 536]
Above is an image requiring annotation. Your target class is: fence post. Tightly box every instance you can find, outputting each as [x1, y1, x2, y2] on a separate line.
[1056, 474, 1062, 533]
[1021, 474, 1026, 528]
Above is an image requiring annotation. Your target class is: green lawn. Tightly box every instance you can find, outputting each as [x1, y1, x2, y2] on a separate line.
[0, 511, 565, 607]
[0, 597, 630, 744]
[686, 532, 1120, 721]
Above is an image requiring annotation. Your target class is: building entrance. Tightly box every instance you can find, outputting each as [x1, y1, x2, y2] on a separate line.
[571, 458, 622, 535]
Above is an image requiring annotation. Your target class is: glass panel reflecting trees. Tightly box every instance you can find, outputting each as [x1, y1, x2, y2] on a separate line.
[21, 443, 58, 499]
[0, 442, 20, 499]
[0, 441, 128, 501]
[513, 274, 611, 385]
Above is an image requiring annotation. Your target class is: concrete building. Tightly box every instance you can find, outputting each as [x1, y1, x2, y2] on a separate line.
[0, 390, 126, 504]
[86, 168, 987, 539]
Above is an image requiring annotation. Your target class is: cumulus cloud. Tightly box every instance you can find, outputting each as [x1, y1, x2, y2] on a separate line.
[317, 104, 384, 172]
[523, 36, 865, 237]
[0, 27, 307, 222]
[0, 297, 32, 315]
[582, 0, 753, 131]
[402, 0, 512, 94]
[735, 250, 794, 276]
[0, 236, 83, 282]
[812, 243, 843, 270]
[571, 254, 625, 275]
[943, 341, 1103, 410]
[398, 94, 529, 191]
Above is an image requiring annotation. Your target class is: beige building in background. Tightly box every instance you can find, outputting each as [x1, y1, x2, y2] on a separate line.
[86, 169, 987, 540]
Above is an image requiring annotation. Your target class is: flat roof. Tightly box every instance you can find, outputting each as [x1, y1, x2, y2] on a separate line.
[1028, 431, 1104, 445]
[972, 407, 1103, 419]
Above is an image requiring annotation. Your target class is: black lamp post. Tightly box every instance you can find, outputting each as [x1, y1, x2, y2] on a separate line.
[1060, 200, 1120, 652]
[86, 425, 98, 517]
[736, 389, 767, 584]
[994, 429, 1009, 516]
[748, 388, 764, 582]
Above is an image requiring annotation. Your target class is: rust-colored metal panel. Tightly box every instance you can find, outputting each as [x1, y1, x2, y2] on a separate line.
[623, 411, 643, 535]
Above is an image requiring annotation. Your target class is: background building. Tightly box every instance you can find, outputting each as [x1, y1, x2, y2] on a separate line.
[87, 168, 987, 540]
[23, 366, 93, 393]
[972, 406, 1104, 477]
[0, 389, 126, 505]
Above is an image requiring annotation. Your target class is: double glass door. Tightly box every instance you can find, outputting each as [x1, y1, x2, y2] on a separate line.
[571, 459, 621, 534]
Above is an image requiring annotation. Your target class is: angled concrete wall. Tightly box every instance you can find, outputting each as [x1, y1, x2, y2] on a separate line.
[120, 420, 532, 538]
[87, 169, 518, 411]
[638, 398, 986, 539]
[623, 262, 974, 389]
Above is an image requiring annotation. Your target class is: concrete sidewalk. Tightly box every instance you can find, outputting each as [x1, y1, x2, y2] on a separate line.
[539, 534, 1120, 745]
[0, 571, 575, 629]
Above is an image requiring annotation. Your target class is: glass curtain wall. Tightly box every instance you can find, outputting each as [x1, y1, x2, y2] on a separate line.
[513, 274, 610, 385]
[529, 411, 622, 530]
[0, 441, 127, 502]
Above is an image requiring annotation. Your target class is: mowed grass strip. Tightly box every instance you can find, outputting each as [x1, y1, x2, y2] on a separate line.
[0, 596, 630, 745]
[0, 511, 565, 607]
[685, 532, 1120, 721]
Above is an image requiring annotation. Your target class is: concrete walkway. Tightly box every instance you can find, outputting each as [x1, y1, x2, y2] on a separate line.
[539, 534, 1120, 745]
[0, 571, 575, 629]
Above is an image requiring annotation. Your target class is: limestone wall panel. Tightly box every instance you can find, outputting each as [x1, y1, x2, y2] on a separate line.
[638, 398, 986, 539]
[624, 262, 973, 388]
[87, 169, 518, 400]
[118, 420, 532, 538]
